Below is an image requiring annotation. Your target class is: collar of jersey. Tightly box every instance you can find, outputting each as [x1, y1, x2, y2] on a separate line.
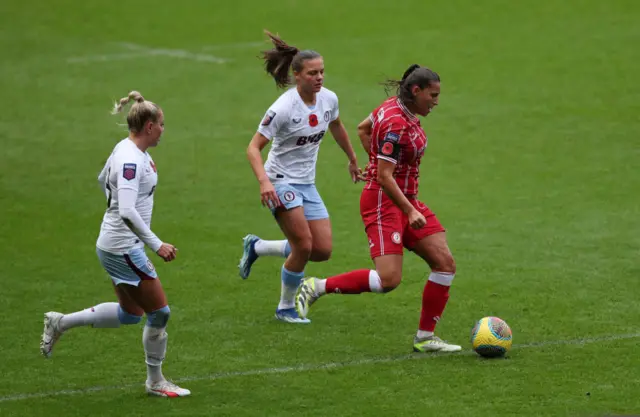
[396, 98, 418, 122]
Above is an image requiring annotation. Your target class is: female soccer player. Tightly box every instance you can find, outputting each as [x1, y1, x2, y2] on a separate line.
[239, 31, 363, 323]
[40, 91, 191, 397]
[296, 65, 462, 352]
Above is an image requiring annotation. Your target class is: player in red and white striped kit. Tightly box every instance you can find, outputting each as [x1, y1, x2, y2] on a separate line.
[296, 65, 461, 352]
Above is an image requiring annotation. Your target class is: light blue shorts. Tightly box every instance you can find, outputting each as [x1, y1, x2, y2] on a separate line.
[272, 183, 329, 221]
[96, 247, 158, 286]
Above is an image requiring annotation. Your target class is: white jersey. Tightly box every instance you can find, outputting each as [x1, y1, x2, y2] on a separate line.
[96, 138, 161, 254]
[257, 87, 339, 184]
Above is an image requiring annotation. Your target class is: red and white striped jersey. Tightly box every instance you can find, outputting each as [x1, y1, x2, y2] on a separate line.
[364, 97, 427, 197]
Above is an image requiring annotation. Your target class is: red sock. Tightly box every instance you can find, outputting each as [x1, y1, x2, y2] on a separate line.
[325, 269, 372, 294]
[419, 277, 452, 331]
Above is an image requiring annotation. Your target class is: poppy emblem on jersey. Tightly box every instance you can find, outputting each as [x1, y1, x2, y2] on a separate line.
[261, 110, 276, 126]
[391, 232, 401, 244]
[323, 111, 331, 122]
[381, 142, 394, 156]
[150, 161, 157, 172]
[283, 191, 296, 203]
[122, 163, 137, 181]
[309, 114, 318, 127]
[384, 132, 400, 143]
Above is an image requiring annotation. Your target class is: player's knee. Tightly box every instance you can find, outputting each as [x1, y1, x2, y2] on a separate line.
[291, 238, 313, 260]
[117, 305, 143, 325]
[310, 246, 332, 262]
[146, 305, 171, 328]
[379, 271, 402, 292]
[437, 254, 456, 274]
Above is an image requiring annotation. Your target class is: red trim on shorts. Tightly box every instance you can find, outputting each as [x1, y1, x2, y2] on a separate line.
[123, 254, 155, 281]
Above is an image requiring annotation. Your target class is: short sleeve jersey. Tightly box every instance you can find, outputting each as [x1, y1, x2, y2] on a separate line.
[257, 87, 339, 184]
[364, 97, 428, 197]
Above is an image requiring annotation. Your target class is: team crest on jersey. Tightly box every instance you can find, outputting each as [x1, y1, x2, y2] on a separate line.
[391, 232, 401, 244]
[261, 110, 276, 126]
[122, 163, 137, 181]
[309, 114, 318, 127]
[381, 142, 394, 156]
[323, 111, 331, 122]
[283, 191, 296, 203]
[384, 132, 400, 143]
[146, 259, 155, 272]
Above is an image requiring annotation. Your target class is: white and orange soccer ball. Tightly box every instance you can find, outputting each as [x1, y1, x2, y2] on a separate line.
[470, 316, 513, 358]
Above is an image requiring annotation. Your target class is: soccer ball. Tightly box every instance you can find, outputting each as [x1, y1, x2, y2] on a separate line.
[470, 316, 513, 358]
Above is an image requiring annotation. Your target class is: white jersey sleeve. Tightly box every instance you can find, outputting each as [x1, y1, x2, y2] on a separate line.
[257, 98, 291, 140]
[114, 154, 163, 252]
[326, 89, 340, 122]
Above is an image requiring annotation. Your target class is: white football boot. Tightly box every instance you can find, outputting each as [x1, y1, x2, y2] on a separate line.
[40, 312, 64, 358]
[145, 380, 191, 397]
[413, 335, 462, 353]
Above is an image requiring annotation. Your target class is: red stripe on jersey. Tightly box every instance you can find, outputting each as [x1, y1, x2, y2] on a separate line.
[365, 97, 427, 197]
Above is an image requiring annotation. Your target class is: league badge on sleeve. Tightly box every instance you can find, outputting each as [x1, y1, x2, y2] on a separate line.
[123, 163, 137, 181]
[384, 132, 401, 143]
[261, 110, 276, 126]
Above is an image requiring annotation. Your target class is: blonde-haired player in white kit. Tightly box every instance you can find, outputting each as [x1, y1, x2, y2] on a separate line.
[239, 31, 363, 323]
[40, 92, 190, 397]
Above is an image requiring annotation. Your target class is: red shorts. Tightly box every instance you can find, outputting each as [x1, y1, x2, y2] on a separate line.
[360, 188, 445, 259]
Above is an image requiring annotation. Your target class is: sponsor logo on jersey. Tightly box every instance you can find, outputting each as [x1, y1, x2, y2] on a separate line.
[123, 163, 137, 181]
[323, 111, 331, 122]
[262, 110, 276, 126]
[309, 114, 318, 127]
[391, 232, 401, 244]
[385, 132, 401, 143]
[381, 142, 394, 156]
[292, 117, 301, 124]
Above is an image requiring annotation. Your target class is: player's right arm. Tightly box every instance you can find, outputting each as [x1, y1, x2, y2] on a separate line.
[357, 116, 373, 154]
[247, 132, 281, 208]
[115, 156, 176, 261]
[247, 104, 287, 208]
[375, 128, 426, 229]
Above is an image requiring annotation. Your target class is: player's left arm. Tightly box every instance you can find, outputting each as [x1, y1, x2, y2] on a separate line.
[329, 117, 364, 183]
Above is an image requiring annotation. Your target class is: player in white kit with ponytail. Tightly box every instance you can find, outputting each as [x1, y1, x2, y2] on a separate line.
[40, 91, 190, 398]
[240, 30, 363, 323]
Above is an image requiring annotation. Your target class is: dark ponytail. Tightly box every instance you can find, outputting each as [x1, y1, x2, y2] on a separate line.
[261, 30, 321, 88]
[382, 64, 440, 103]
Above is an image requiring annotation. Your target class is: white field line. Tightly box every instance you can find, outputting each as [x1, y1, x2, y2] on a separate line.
[67, 42, 229, 64]
[0, 332, 638, 403]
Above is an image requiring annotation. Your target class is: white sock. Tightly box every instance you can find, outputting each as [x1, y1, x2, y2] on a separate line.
[369, 270, 384, 293]
[255, 239, 289, 257]
[316, 279, 327, 295]
[278, 280, 297, 310]
[143, 326, 167, 384]
[417, 330, 434, 339]
[59, 302, 121, 331]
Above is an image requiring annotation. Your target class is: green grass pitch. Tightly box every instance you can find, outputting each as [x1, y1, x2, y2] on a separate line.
[1, 0, 639, 415]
